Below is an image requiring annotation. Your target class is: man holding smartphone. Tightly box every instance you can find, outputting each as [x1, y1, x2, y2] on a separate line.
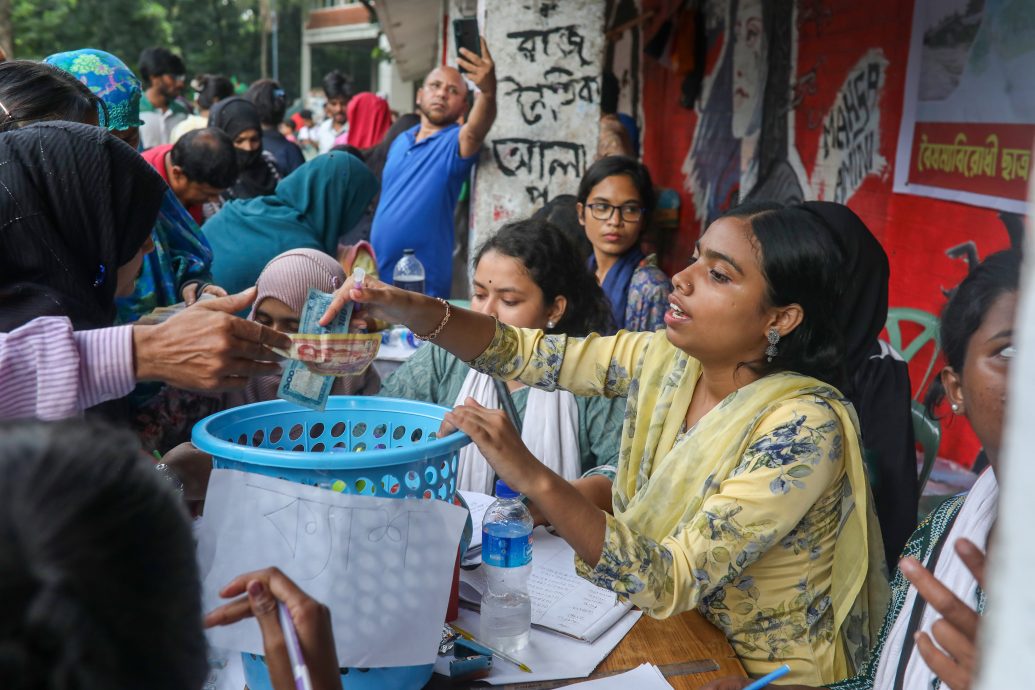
[370, 36, 497, 299]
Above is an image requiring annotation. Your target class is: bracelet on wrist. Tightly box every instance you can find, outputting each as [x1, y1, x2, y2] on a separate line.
[412, 298, 451, 342]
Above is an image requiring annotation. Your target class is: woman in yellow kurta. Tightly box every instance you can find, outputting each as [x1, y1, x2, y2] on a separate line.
[321, 202, 889, 684]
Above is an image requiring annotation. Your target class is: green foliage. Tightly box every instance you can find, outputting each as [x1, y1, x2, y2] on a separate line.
[11, 0, 309, 101]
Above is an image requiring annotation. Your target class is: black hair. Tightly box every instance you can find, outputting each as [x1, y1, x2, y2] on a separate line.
[0, 420, 207, 690]
[281, 118, 297, 131]
[925, 249, 1022, 415]
[170, 127, 238, 189]
[330, 143, 366, 161]
[474, 218, 614, 337]
[299, 108, 313, 120]
[246, 78, 288, 127]
[0, 61, 108, 132]
[193, 74, 234, 111]
[720, 200, 847, 390]
[322, 70, 353, 102]
[532, 194, 593, 264]
[576, 155, 656, 218]
[138, 47, 185, 86]
[600, 71, 620, 115]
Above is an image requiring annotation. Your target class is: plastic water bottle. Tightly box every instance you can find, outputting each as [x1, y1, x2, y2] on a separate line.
[480, 479, 533, 654]
[392, 248, 425, 294]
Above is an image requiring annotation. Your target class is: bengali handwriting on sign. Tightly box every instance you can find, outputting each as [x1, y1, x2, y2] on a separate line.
[506, 25, 593, 66]
[907, 122, 1035, 201]
[491, 138, 588, 204]
[500, 67, 600, 126]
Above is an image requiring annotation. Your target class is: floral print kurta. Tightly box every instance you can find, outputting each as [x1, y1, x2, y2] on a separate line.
[469, 323, 888, 685]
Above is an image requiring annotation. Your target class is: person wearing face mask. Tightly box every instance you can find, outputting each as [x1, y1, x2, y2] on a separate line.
[208, 96, 281, 203]
[703, 249, 1020, 690]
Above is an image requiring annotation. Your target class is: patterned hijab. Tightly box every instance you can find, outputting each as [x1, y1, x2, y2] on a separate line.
[43, 49, 144, 132]
[0, 123, 165, 329]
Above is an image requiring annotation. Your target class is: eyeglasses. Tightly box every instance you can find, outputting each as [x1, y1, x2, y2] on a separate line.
[586, 202, 645, 223]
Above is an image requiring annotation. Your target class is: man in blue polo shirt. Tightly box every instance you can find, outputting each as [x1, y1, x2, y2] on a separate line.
[371, 39, 497, 298]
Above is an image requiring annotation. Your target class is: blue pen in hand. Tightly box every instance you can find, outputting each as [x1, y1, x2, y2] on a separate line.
[742, 664, 791, 690]
[278, 602, 314, 690]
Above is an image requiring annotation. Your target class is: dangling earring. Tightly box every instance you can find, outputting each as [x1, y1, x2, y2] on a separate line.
[766, 328, 780, 362]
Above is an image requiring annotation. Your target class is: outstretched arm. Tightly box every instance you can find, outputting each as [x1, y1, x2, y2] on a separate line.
[457, 37, 497, 158]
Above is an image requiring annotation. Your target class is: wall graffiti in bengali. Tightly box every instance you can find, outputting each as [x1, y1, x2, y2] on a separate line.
[476, 1, 603, 225]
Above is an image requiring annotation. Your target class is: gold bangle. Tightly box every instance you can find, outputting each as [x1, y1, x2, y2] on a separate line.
[412, 298, 451, 342]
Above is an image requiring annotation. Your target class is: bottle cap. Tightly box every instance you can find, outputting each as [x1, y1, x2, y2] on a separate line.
[494, 479, 519, 499]
[403, 248, 415, 255]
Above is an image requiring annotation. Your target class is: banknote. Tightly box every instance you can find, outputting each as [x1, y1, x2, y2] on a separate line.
[273, 332, 381, 377]
[277, 289, 353, 411]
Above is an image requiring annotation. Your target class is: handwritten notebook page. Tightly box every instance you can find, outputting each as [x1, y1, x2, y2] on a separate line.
[197, 469, 467, 668]
[460, 526, 633, 642]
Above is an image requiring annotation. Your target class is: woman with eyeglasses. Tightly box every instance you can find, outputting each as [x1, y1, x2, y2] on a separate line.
[578, 156, 669, 333]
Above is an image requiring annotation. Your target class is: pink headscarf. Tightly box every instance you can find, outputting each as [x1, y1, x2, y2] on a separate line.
[229, 248, 378, 405]
[345, 92, 393, 149]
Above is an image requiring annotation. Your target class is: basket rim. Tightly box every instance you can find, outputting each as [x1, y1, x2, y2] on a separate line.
[191, 396, 471, 470]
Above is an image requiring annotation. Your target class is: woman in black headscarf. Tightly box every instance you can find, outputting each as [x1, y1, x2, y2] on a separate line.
[208, 96, 280, 201]
[804, 201, 918, 566]
[0, 122, 166, 331]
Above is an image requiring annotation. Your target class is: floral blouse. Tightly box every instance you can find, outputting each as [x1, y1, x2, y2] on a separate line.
[468, 323, 887, 685]
[624, 254, 670, 332]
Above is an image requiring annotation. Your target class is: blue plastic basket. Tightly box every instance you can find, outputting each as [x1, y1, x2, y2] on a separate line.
[192, 396, 471, 690]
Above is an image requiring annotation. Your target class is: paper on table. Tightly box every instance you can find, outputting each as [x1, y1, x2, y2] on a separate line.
[434, 606, 641, 685]
[558, 663, 674, 689]
[460, 527, 634, 642]
[459, 489, 496, 551]
[197, 469, 467, 668]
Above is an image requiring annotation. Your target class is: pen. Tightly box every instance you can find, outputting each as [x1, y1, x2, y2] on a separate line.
[742, 664, 791, 690]
[278, 602, 314, 690]
[448, 623, 533, 673]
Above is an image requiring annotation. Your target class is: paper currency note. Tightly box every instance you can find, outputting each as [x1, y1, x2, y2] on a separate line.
[277, 289, 353, 411]
[274, 332, 381, 376]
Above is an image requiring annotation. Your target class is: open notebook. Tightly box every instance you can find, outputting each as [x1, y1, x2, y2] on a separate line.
[458, 491, 633, 643]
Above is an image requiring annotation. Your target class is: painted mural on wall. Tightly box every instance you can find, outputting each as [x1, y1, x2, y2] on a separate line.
[679, 0, 890, 231]
[894, 0, 1035, 213]
[642, 0, 1028, 466]
[472, 0, 605, 245]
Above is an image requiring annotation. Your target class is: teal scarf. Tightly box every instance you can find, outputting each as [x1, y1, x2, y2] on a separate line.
[204, 152, 378, 295]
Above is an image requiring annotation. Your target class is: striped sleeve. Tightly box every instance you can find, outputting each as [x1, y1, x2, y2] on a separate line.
[0, 317, 135, 421]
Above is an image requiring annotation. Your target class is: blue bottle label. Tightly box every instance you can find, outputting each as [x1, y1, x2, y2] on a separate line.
[482, 528, 532, 568]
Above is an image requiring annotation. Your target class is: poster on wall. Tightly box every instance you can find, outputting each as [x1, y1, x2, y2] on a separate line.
[894, 0, 1035, 214]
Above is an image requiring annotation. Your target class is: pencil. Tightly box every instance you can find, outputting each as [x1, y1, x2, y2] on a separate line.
[449, 623, 533, 673]
[742, 664, 791, 690]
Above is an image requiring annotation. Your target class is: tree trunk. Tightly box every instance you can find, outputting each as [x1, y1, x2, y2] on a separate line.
[0, 0, 13, 61]
[259, 0, 270, 79]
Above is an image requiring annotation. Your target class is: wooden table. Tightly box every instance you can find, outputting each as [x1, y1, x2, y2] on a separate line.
[436, 610, 746, 689]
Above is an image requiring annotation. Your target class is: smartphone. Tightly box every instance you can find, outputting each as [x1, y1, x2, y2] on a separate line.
[453, 17, 481, 66]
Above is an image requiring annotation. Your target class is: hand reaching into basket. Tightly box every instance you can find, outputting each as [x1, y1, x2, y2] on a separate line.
[320, 275, 497, 362]
[205, 567, 342, 690]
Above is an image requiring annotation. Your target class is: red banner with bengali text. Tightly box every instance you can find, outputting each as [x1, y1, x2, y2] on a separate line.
[907, 122, 1035, 201]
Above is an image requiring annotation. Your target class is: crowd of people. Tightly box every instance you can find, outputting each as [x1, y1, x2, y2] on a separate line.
[0, 37, 1016, 690]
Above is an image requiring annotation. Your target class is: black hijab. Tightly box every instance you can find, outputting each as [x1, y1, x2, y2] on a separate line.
[803, 200, 917, 566]
[802, 201, 889, 371]
[0, 122, 166, 330]
[209, 97, 279, 199]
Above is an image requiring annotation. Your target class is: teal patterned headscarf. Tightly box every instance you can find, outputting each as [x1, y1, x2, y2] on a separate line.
[43, 48, 144, 132]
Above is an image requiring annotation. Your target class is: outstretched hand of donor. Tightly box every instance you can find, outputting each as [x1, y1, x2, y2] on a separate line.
[132, 288, 291, 392]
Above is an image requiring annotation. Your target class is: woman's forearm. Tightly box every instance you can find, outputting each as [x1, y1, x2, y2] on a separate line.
[525, 464, 607, 565]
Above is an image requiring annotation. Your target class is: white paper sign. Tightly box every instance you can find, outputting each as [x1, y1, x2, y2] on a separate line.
[197, 469, 467, 668]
